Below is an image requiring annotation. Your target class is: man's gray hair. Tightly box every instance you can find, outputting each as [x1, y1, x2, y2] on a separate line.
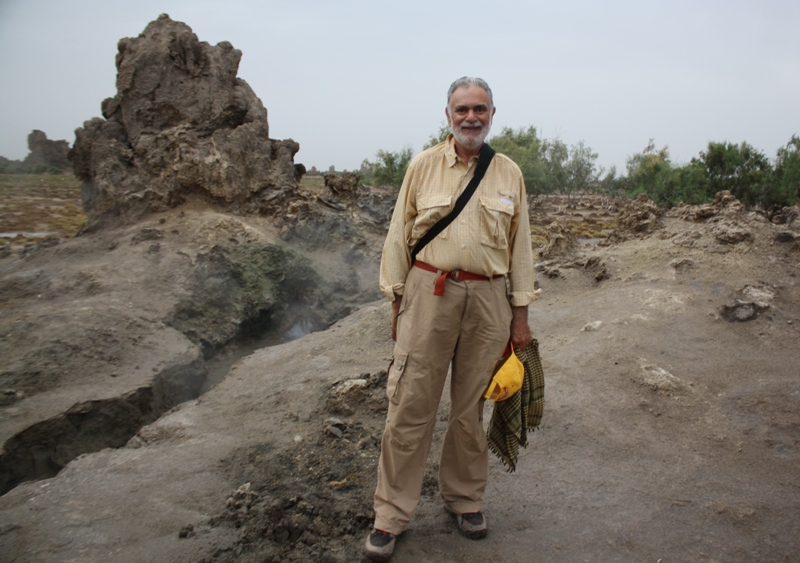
[446, 77, 494, 111]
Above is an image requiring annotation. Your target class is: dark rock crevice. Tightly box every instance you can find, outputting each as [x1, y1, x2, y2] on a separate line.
[0, 357, 206, 496]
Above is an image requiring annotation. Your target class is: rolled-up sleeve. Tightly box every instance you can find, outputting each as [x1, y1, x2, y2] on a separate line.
[507, 171, 541, 307]
[379, 165, 416, 301]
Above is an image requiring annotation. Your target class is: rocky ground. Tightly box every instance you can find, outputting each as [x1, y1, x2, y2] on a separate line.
[6, 13, 798, 561]
[0, 188, 798, 562]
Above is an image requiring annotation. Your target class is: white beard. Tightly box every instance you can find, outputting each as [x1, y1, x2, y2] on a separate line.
[450, 119, 491, 151]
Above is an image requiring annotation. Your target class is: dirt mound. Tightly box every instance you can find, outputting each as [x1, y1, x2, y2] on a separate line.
[69, 14, 302, 229]
[539, 217, 579, 258]
[666, 190, 745, 222]
[209, 370, 390, 562]
[615, 193, 663, 235]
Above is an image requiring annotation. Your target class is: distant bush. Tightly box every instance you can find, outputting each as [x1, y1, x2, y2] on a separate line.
[361, 146, 413, 189]
[360, 128, 798, 218]
[619, 136, 798, 217]
[769, 135, 800, 211]
[0, 161, 24, 174]
[488, 127, 612, 201]
[0, 162, 67, 175]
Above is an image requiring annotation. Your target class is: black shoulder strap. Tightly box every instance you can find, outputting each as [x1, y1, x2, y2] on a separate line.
[411, 142, 496, 263]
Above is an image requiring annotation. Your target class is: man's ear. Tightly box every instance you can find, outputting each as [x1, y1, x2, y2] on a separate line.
[445, 107, 452, 126]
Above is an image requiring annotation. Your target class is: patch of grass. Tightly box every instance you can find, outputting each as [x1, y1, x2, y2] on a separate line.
[530, 217, 617, 247]
[530, 224, 548, 247]
[0, 174, 86, 243]
[299, 175, 325, 190]
[571, 219, 617, 239]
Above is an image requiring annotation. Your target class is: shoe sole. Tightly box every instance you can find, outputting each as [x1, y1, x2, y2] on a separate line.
[459, 527, 488, 540]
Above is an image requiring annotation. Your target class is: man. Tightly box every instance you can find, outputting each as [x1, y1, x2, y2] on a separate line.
[364, 77, 539, 561]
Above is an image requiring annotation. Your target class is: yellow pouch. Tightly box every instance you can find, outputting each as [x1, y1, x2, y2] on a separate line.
[484, 349, 524, 401]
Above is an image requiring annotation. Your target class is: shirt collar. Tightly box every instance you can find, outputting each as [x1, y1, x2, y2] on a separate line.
[445, 133, 480, 168]
[445, 134, 459, 167]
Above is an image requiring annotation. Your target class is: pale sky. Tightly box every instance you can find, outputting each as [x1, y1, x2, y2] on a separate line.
[0, 0, 798, 174]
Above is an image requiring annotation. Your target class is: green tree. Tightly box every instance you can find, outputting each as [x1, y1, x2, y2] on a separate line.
[625, 140, 670, 192]
[771, 135, 800, 209]
[362, 146, 414, 189]
[623, 140, 687, 207]
[670, 159, 709, 206]
[564, 141, 599, 203]
[596, 166, 623, 198]
[486, 130, 603, 199]
[625, 140, 716, 208]
[700, 141, 771, 207]
[540, 138, 568, 196]
[489, 126, 546, 194]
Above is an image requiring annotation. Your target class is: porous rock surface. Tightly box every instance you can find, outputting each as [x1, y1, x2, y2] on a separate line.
[616, 193, 663, 235]
[539, 216, 579, 258]
[70, 14, 302, 229]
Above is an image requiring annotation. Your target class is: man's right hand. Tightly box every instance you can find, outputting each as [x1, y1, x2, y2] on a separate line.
[391, 295, 403, 341]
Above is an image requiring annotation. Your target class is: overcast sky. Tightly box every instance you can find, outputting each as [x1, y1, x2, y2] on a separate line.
[0, 0, 798, 174]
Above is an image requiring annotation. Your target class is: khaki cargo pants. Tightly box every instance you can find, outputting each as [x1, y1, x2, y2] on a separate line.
[373, 265, 512, 535]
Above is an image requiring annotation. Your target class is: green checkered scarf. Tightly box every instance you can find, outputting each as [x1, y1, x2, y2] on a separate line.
[487, 339, 545, 472]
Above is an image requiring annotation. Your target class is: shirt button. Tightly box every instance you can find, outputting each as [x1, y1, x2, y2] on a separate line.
[460, 220, 466, 225]
[461, 244, 466, 249]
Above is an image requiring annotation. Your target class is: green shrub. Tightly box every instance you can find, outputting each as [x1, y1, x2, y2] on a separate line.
[362, 146, 413, 189]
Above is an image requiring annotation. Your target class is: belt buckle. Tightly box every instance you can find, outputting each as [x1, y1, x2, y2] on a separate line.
[451, 270, 462, 281]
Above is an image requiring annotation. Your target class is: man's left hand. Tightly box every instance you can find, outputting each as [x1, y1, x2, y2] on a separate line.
[510, 306, 532, 350]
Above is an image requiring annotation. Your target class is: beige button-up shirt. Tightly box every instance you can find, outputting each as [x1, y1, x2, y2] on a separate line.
[380, 135, 540, 307]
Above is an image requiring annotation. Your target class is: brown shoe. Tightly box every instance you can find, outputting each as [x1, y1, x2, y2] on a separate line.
[454, 511, 487, 539]
[364, 528, 396, 561]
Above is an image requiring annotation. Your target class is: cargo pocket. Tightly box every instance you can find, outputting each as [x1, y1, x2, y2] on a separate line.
[386, 350, 409, 402]
[479, 196, 514, 249]
[410, 194, 453, 243]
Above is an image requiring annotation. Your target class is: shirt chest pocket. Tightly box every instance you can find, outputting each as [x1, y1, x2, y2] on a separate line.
[410, 194, 453, 242]
[479, 196, 515, 249]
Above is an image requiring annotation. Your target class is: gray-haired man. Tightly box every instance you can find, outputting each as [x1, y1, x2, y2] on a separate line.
[364, 76, 538, 561]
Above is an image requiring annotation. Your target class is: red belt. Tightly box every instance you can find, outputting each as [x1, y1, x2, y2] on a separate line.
[414, 260, 502, 296]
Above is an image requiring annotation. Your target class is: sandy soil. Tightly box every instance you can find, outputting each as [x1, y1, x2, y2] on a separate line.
[0, 196, 798, 562]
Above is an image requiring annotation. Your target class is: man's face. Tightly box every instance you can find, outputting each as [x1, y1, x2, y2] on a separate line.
[446, 84, 496, 152]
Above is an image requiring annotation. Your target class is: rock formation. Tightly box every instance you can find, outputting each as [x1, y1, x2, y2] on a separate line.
[539, 216, 579, 258]
[22, 130, 71, 171]
[616, 193, 663, 234]
[69, 14, 302, 228]
[0, 131, 71, 173]
[666, 190, 746, 222]
[324, 172, 361, 197]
